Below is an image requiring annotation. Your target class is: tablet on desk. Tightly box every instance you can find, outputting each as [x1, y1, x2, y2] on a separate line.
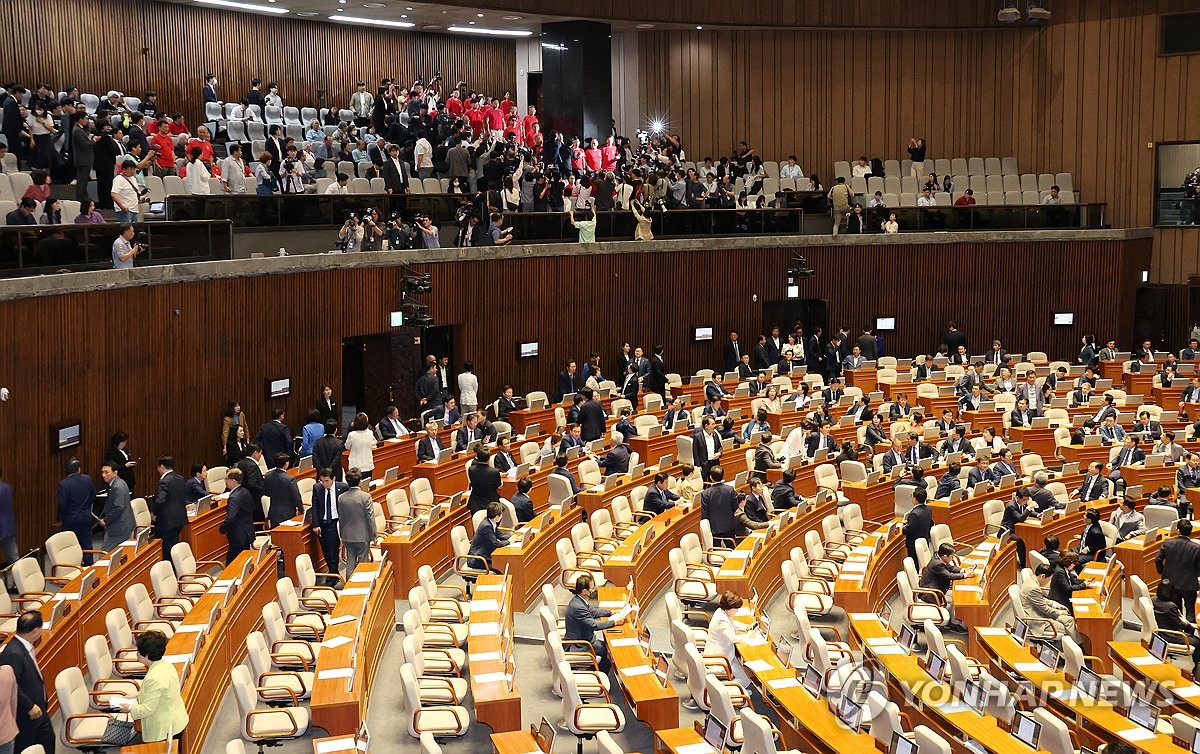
[1011, 711, 1041, 749]
[889, 732, 917, 754]
[702, 713, 728, 751]
[434, 448, 452, 464]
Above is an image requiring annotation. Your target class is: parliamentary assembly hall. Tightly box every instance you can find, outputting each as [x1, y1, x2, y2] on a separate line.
[0, 1, 1199, 753]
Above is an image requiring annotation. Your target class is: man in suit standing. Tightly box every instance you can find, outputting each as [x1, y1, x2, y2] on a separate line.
[220, 468, 257, 564]
[0, 468, 16, 566]
[153, 456, 188, 561]
[1019, 371, 1044, 415]
[313, 422, 345, 482]
[823, 334, 844, 381]
[99, 461, 135, 550]
[255, 409, 294, 464]
[857, 327, 877, 360]
[1, 612, 54, 754]
[752, 335, 771, 370]
[310, 468, 347, 582]
[692, 417, 722, 482]
[316, 384, 339, 427]
[1157, 519, 1200, 621]
[416, 421, 444, 462]
[467, 502, 510, 571]
[381, 143, 410, 194]
[57, 458, 96, 563]
[554, 360, 580, 403]
[264, 454, 303, 528]
[466, 449, 502, 513]
[700, 465, 738, 541]
[647, 345, 667, 399]
[577, 388, 607, 442]
[415, 363, 441, 410]
[235, 446, 266, 523]
[722, 331, 743, 372]
[903, 488, 933, 561]
[765, 326, 785, 365]
[620, 361, 640, 404]
[336, 468, 376, 580]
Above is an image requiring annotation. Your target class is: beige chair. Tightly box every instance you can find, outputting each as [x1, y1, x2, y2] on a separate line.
[232, 664, 310, 748]
[740, 707, 801, 754]
[83, 634, 140, 709]
[401, 662, 469, 739]
[150, 560, 196, 618]
[261, 601, 319, 670]
[45, 531, 105, 585]
[780, 559, 834, 617]
[409, 478, 436, 510]
[245, 630, 312, 702]
[56, 666, 118, 750]
[408, 587, 468, 646]
[665, 592, 709, 649]
[451, 525, 488, 594]
[572, 521, 617, 558]
[400, 634, 468, 703]
[170, 542, 221, 596]
[206, 465, 229, 494]
[294, 554, 340, 611]
[401, 609, 467, 672]
[560, 660, 624, 750]
[11, 557, 53, 610]
[546, 628, 610, 699]
[124, 583, 178, 635]
[130, 497, 152, 535]
[896, 572, 950, 631]
[670, 547, 715, 607]
[705, 674, 750, 747]
[557, 538, 605, 589]
[103, 609, 147, 677]
[417, 564, 469, 622]
[275, 577, 327, 640]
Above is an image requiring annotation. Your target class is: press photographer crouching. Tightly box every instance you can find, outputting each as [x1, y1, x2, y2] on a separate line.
[336, 210, 416, 252]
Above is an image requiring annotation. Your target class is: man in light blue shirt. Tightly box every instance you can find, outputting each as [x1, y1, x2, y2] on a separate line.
[112, 223, 141, 269]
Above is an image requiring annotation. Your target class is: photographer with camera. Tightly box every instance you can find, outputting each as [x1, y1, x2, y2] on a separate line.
[383, 212, 414, 250]
[279, 145, 308, 194]
[112, 223, 142, 269]
[360, 208, 385, 251]
[337, 213, 365, 252]
[112, 159, 148, 223]
[416, 215, 440, 249]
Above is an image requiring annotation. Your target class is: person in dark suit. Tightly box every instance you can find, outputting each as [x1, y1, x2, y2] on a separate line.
[1108, 436, 1146, 493]
[0, 469, 17, 566]
[1002, 487, 1037, 569]
[381, 143, 410, 194]
[454, 413, 484, 452]
[378, 406, 408, 440]
[416, 421, 445, 462]
[902, 488, 933, 561]
[430, 396, 461, 428]
[735, 354, 755, 380]
[700, 465, 738, 540]
[643, 473, 680, 514]
[255, 409, 294, 464]
[619, 361, 640, 404]
[565, 574, 624, 672]
[310, 468, 347, 581]
[646, 345, 668, 399]
[496, 386, 519, 421]
[596, 435, 630, 476]
[99, 461, 136, 551]
[1, 611, 55, 754]
[235, 446, 266, 523]
[844, 204, 870, 233]
[312, 422, 345, 482]
[864, 415, 889, 448]
[316, 384, 339, 427]
[560, 424, 585, 454]
[511, 478, 536, 523]
[152, 456, 188, 561]
[57, 458, 96, 562]
[940, 427, 974, 458]
[1132, 411, 1163, 442]
[185, 463, 208, 504]
[551, 455, 581, 495]
[1156, 519, 1200, 621]
[467, 502, 510, 570]
[1154, 581, 1200, 673]
[1076, 463, 1108, 502]
[264, 125, 285, 175]
[492, 437, 518, 475]
[934, 463, 962, 500]
[753, 435, 781, 481]
[415, 363, 441, 410]
[940, 321, 967, 355]
[220, 468, 256, 564]
[466, 449, 502, 513]
[615, 343, 636, 376]
[843, 396, 873, 424]
[752, 335, 771, 370]
[264, 454, 303, 528]
[577, 388, 607, 442]
[805, 328, 824, 373]
[771, 470, 804, 509]
[805, 423, 838, 458]
[554, 360, 580, 403]
[692, 417, 722, 481]
[722, 331, 744, 372]
[104, 431, 137, 494]
[663, 398, 690, 433]
[1076, 507, 1108, 565]
[823, 335, 843, 381]
[1009, 398, 1033, 428]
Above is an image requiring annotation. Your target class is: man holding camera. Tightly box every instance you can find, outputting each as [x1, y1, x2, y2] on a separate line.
[337, 214, 364, 252]
[112, 224, 142, 269]
[112, 159, 146, 223]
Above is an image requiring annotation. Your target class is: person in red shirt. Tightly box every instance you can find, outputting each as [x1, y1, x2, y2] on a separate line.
[570, 137, 586, 177]
[521, 106, 539, 144]
[583, 138, 602, 173]
[484, 99, 504, 140]
[500, 93, 514, 118]
[444, 89, 463, 118]
[167, 114, 190, 141]
[600, 135, 618, 172]
[185, 126, 215, 168]
[953, 188, 977, 206]
[466, 100, 485, 137]
[148, 120, 178, 175]
[503, 115, 523, 145]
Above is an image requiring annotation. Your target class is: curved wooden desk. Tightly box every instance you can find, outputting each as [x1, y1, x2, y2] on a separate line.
[468, 574, 521, 733]
[604, 505, 700, 605]
[830, 522, 906, 615]
[1110, 641, 1200, 720]
[597, 585, 679, 732]
[381, 503, 471, 601]
[492, 505, 583, 611]
[311, 560, 396, 736]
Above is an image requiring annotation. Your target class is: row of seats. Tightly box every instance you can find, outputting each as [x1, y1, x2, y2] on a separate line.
[852, 172, 1074, 197]
[835, 157, 1022, 180]
[868, 190, 1075, 208]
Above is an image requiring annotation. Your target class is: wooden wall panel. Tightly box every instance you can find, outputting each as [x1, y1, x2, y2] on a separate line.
[0, 237, 1145, 550]
[0, 0, 515, 132]
[637, 0, 1200, 282]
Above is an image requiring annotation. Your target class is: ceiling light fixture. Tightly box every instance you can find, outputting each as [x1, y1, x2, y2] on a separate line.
[635, 23, 655, 28]
[196, 0, 290, 13]
[501, 15, 521, 20]
[446, 25, 532, 36]
[476, 12, 484, 16]
[363, 2, 385, 6]
[329, 13, 414, 26]
[296, 10, 317, 14]
[997, 3, 1021, 22]
[1026, 2, 1051, 21]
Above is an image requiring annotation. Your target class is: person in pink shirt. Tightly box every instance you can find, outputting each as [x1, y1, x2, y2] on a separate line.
[584, 138, 602, 173]
[570, 137, 586, 177]
[600, 135, 618, 172]
[521, 105, 539, 143]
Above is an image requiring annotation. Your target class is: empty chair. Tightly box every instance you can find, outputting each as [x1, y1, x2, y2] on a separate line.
[150, 561, 195, 618]
[1022, 190, 1040, 205]
[833, 161, 851, 180]
[401, 634, 469, 702]
[1055, 173, 1074, 192]
[1019, 173, 1038, 192]
[670, 547, 715, 607]
[245, 631, 312, 702]
[1038, 173, 1055, 191]
[349, 177, 370, 194]
[849, 176, 867, 195]
[1002, 174, 1021, 192]
[900, 175, 918, 195]
[950, 158, 969, 176]
[984, 175, 1003, 193]
[408, 587, 467, 646]
[866, 176, 884, 196]
[933, 158, 951, 176]
[984, 157, 1002, 175]
[170, 542, 221, 595]
[883, 159, 901, 176]
[1003, 191, 1023, 205]
[899, 192, 916, 207]
[1001, 156, 1019, 175]
[557, 538, 605, 589]
[985, 191, 1005, 205]
[546, 628, 609, 699]
[45, 531, 103, 584]
[103, 609, 148, 677]
[125, 583, 177, 635]
[967, 157, 985, 175]
[881, 192, 899, 208]
[883, 176, 901, 195]
[231, 664, 310, 748]
[560, 660, 624, 752]
[56, 666, 118, 750]
[417, 564, 468, 622]
[969, 175, 987, 193]
[294, 554, 339, 611]
[275, 577, 327, 640]
[741, 706, 801, 754]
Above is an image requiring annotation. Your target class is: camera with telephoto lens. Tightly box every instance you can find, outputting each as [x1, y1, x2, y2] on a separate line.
[283, 159, 296, 173]
[135, 231, 149, 252]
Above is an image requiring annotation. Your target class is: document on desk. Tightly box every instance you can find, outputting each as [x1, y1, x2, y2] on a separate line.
[1014, 662, 1047, 673]
[53, 592, 80, 601]
[276, 519, 303, 527]
[675, 744, 717, 754]
[315, 739, 356, 754]
[974, 627, 1007, 636]
[741, 633, 767, 647]
[469, 622, 500, 637]
[745, 659, 774, 673]
[608, 554, 632, 563]
[473, 672, 514, 684]
[176, 624, 206, 633]
[619, 665, 654, 677]
[476, 583, 505, 593]
[840, 560, 868, 573]
[469, 651, 501, 663]
[322, 635, 354, 649]
[317, 668, 354, 680]
[870, 644, 907, 655]
[340, 587, 370, 596]
[1129, 655, 1160, 666]
[1116, 727, 1157, 742]
[766, 677, 802, 690]
[1175, 685, 1200, 698]
[609, 638, 641, 648]
[599, 601, 626, 610]
[328, 614, 356, 626]
[470, 599, 499, 612]
[349, 571, 377, 582]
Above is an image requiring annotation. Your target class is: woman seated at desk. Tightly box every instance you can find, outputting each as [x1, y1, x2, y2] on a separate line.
[113, 630, 189, 745]
[706, 592, 754, 688]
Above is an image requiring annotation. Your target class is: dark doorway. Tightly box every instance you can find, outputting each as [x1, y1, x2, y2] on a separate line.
[342, 333, 411, 424]
[761, 298, 829, 338]
[1134, 286, 1169, 351]
[526, 73, 543, 119]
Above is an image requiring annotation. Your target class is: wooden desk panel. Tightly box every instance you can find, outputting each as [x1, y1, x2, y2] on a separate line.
[1122, 465, 1178, 496]
[380, 504, 471, 601]
[831, 525, 906, 615]
[507, 406, 558, 434]
[492, 506, 583, 611]
[605, 505, 701, 605]
[1114, 531, 1171, 598]
[413, 453, 472, 496]
[843, 367, 878, 391]
[598, 586, 678, 732]
[1060, 444, 1116, 468]
[311, 561, 395, 736]
[469, 575, 521, 733]
[181, 500, 229, 566]
[1152, 386, 1186, 406]
[1125, 372, 1154, 397]
[1008, 425, 1059, 458]
[576, 464, 682, 519]
[40, 540, 161, 714]
[1098, 361, 1125, 382]
[1109, 641, 1200, 719]
[715, 500, 843, 600]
